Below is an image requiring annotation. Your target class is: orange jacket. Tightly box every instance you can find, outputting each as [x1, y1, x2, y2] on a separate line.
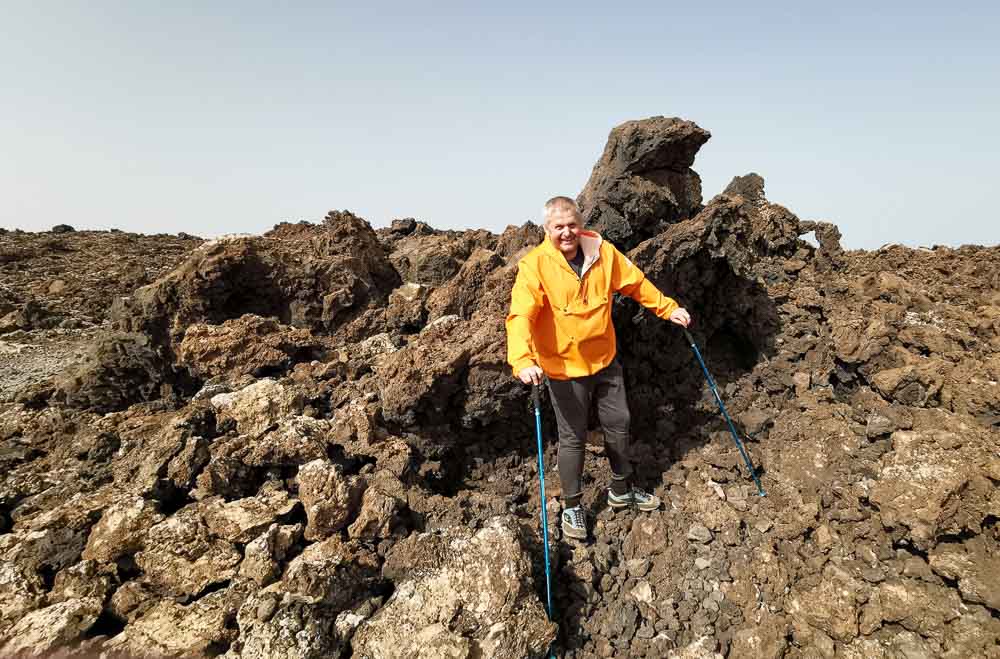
[506, 230, 679, 380]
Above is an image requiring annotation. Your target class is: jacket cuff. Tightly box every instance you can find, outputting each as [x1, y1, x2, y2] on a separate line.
[511, 358, 538, 376]
[660, 299, 679, 320]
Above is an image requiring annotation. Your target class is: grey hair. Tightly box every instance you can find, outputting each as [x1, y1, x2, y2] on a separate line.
[542, 196, 580, 222]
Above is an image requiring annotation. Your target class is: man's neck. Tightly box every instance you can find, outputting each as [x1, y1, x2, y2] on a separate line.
[563, 247, 580, 261]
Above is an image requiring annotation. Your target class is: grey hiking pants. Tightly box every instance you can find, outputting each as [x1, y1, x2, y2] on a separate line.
[546, 358, 632, 505]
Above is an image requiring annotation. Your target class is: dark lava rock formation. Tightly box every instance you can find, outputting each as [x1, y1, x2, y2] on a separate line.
[1, 116, 999, 658]
[578, 117, 710, 251]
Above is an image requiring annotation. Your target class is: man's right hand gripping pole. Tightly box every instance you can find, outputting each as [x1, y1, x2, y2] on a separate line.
[518, 365, 544, 386]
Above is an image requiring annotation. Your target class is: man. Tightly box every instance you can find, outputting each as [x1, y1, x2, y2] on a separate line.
[506, 196, 691, 540]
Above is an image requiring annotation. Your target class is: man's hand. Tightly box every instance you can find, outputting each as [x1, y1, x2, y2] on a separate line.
[669, 307, 692, 327]
[517, 365, 544, 386]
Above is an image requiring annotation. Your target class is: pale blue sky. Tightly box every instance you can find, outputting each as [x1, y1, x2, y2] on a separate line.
[2, 2, 998, 248]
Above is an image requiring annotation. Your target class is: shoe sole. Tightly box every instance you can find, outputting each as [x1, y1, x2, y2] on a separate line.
[608, 498, 660, 512]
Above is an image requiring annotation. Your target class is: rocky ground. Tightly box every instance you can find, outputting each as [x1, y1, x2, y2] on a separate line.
[0, 228, 202, 405]
[1, 117, 998, 658]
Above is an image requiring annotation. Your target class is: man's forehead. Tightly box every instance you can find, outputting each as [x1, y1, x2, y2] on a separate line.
[547, 208, 579, 224]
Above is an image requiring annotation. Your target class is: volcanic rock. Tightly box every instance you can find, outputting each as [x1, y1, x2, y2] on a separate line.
[104, 588, 243, 657]
[2, 488, 113, 574]
[376, 290, 523, 434]
[178, 314, 325, 380]
[687, 523, 713, 544]
[113, 211, 400, 355]
[81, 495, 163, 563]
[667, 636, 724, 658]
[281, 536, 380, 607]
[578, 117, 710, 250]
[298, 459, 366, 540]
[134, 502, 242, 598]
[226, 587, 367, 659]
[375, 315, 472, 428]
[353, 516, 557, 658]
[929, 535, 1000, 610]
[385, 227, 494, 286]
[0, 563, 45, 634]
[862, 577, 963, 639]
[210, 379, 305, 437]
[623, 513, 669, 558]
[48, 559, 115, 604]
[0, 597, 101, 656]
[241, 415, 333, 467]
[239, 522, 303, 586]
[729, 612, 789, 659]
[106, 405, 215, 496]
[865, 412, 895, 437]
[50, 331, 170, 412]
[108, 580, 157, 624]
[347, 485, 403, 541]
[3, 300, 61, 332]
[493, 222, 546, 260]
[385, 281, 429, 331]
[201, 482, 298, 543]
[787, 566, 866, 643]
[869, 426, 997, 549]
[2, 115, 1000, 658]
[424, 248, 504, 321]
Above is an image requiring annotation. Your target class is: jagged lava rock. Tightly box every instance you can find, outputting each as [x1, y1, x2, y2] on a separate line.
[352, 516, 557, 658]
[578, 116, 710, 250]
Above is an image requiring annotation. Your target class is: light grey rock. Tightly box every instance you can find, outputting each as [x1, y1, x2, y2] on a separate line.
[352, 516, 557, 659]
[687, 523, 714, 544]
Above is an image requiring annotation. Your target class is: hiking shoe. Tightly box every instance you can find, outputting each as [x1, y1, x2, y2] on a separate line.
[561, 506, 588, 540]
[608, 487, 661, 512]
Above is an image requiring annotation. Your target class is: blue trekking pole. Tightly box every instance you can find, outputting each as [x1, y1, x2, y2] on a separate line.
[682, 328, 766, 497]
[532, 385, 557, 658]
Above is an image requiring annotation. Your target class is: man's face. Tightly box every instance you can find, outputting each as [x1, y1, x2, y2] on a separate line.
[545, 208, 581, 256]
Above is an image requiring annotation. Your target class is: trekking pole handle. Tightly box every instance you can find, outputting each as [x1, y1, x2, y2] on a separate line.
[532, 384, 542, 410]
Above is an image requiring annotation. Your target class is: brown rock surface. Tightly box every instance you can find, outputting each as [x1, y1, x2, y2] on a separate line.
[178, 314, 326, 380]
[281, 536, 380, 608]
[929, 535, 1000, 610]
[869, 426, 997, 549]
[239, 522, 303, 586]
[134, 502, 242, 598]
[352, 516, 557, 658]
[787, 566, 862, 642]
[50, 331, 172, 412]
[347, 485, 403, 541]
[104, 587, 244, 657]
[297, 459, 365, 540]
[225, 586, 376, 659]
[2, 115, 999, 657]
[0, 228, 200, 324]
[201, 481, 299, 543]
[114, 211, 400, 354]
[210, 378, 305, 437]
[0, 562, 45, 636]
[82, 495, 163, 563]
[0, 597, 101, 656]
